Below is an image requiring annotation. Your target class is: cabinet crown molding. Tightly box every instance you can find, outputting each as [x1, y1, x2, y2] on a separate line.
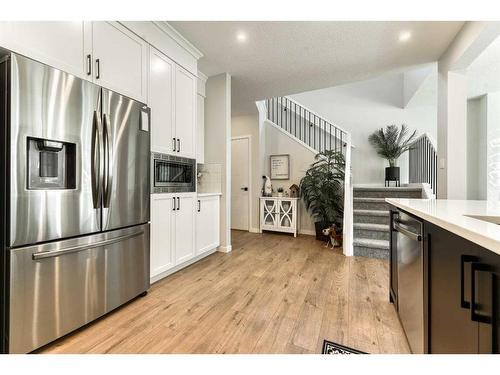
[154, 22, 203, 60]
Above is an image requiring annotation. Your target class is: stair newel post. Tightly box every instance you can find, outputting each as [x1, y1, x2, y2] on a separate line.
[343, 132, 354, 256]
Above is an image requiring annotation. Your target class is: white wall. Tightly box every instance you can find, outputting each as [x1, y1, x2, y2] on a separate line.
[466, 96, 487, 200]
[263, 122, 317, 234]
[205, 73, 232, 251]
[289, 70, 437, 186]
[231, 114, 261, 232]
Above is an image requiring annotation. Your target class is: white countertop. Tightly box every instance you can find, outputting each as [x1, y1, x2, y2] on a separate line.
[386, 199, 500, 256]
[197, 192, 222, 197]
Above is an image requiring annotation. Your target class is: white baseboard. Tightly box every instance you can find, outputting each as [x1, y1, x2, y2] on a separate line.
[217, 245, 232, 253]
[150, 247, 217, 284]
[249, 227, 260, 233]
[299, 229, 315, 236]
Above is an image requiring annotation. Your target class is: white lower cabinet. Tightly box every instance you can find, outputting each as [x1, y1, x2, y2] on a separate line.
[260, 197, 299, 237]
[151, 192, 207, 282]
[196, 195, 220, 255]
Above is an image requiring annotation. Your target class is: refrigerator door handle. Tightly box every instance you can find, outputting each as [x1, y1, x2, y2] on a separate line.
[103, 113, 113, 208]
[31, 230, 144, 260]
[91, 110, 104, 209]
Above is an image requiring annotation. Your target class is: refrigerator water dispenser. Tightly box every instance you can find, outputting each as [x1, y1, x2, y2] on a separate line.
[27, 137, 76, 189]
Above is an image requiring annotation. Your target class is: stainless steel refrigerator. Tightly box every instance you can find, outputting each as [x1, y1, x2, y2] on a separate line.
[0, 52, 150, 353]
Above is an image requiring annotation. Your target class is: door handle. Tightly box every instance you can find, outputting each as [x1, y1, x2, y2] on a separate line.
[91, 110, 104, 209]
[173, 137, 176, 152]
[95, 58, 100, 79]
[198, 199, 201, 212]
[460, 255, 478, 309]
[86, 54, 92, 76]
[177, 197, 180, 210]
[32, 230, 144, 260]
[241, 187, 248, 191]
[177, 138, 180, 153]
[103, 113, 113, 208]
[172, 197, 176, 211]
[471, 262, 494, 324]
[394, 221, 421, 242]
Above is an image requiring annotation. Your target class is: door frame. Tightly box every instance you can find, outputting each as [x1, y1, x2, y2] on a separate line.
[231, 135, 252, 231]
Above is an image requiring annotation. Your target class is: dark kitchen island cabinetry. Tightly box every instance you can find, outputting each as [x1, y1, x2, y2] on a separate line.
[389, 203, 500, 354]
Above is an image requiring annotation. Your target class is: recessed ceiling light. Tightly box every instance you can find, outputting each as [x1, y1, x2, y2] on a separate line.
[399, 31, 412, 42]
[236, 31, 247, 43]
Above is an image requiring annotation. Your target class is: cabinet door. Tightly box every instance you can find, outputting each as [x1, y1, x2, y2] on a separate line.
[175, 65, 196, 158]
[474, 247, 500, 353]
[427, 222, 479, 353]
[0, 21, 91, 79]
[175, 194, 196, 264]
[196, 94, 205, 163]
[150, 194, 175, 278]
[196, 196, 220, 255]
[92, 22, 148, 102]
[261, 199, 278, 230]
[278, 199, 295, 230]
[150, 47, 175, 154]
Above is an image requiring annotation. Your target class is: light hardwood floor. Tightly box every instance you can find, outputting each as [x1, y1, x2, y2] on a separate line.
[38, 230, 410, 354]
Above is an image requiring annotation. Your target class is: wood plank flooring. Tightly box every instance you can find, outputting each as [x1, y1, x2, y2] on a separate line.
[38, 230, 410, 354]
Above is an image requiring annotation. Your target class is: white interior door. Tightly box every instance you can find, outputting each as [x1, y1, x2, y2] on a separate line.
[231, 137, 250, 231]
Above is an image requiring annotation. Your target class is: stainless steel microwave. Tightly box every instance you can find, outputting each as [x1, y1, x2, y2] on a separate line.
[151, 152, 196, 193]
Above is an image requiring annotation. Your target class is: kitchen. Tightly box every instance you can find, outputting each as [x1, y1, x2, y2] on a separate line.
[0, 21, 223, 354]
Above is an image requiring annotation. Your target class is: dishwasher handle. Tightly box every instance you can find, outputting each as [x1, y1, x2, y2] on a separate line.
[394, 221, 422, 242]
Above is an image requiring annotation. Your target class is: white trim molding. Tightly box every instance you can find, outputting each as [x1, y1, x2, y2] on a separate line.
[156, 22, 204, 60]
[231, 135, 253, 232]
[218, 245, 232, 253]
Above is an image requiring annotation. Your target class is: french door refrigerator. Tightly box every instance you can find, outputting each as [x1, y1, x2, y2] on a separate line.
[0, 52, 151, 353]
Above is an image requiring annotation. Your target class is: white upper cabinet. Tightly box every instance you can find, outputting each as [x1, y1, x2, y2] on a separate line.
[175, 66, 197, 159]
[150, 47, 175, 154]
[0, 21, 92, 79]
[92, 22, 148, 103]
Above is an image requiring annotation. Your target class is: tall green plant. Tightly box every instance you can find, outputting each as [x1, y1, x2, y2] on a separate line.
[299, 150, 345, 226]
[368, 124, 417, 167]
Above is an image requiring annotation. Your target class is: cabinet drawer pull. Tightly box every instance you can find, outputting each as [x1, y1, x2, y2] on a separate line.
[470, 262, 494, 325]
[460, 255, 478, 309]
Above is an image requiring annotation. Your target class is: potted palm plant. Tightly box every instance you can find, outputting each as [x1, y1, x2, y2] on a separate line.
[300, 150, 345, 241]
[368, 124, 417, 184]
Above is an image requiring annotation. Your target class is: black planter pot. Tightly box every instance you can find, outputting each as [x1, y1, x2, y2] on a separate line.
[385, 166, 400, 186]
[314, 221, 330, 242]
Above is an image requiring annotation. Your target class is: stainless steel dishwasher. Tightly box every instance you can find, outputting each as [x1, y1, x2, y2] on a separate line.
[394, 211, 424, 354]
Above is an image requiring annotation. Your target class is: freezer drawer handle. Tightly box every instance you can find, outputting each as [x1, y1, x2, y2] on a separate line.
[32, 230, 144, 260]
[394, 221, 421, 242]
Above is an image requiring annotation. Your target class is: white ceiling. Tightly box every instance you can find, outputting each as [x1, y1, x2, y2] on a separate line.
[169, 21, 464, 115]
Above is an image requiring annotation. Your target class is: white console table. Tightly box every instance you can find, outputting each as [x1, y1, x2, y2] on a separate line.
[259, 197, 299, 237]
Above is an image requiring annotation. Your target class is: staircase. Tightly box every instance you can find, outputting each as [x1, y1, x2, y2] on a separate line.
[353, 186, 423, 259]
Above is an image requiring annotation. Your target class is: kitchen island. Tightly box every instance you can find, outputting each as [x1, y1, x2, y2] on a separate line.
[386, 199, 500, 354]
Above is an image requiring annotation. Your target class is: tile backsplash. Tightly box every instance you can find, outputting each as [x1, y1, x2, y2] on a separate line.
[197, 163, 222, 193]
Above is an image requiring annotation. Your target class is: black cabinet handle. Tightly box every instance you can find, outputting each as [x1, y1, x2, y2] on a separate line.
[172, 197, 176, 211]
[177, 138, 180, 153]
[460, 255, 478, 308]
[198, 199, 201, 212]
[471, 262, 494, 324]
[172, 138, 176, 152]
[95, 58, 100, 79]
[177, 197, 180, 210]
[86, 54, 92, 76]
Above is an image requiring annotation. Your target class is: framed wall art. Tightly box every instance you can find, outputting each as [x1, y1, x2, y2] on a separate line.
[270, 154, 290, 180]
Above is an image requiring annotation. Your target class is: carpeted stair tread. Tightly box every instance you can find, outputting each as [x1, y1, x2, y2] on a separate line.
[353, 238, 389, 250]
[353, 197, 387, 202]
[354, 209, 389, 216]
[353, 223, 389, 232]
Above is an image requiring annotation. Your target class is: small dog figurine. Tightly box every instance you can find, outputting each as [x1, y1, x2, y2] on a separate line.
[322, 224, 343, 249]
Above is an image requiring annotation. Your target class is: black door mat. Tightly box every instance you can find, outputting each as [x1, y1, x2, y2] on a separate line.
[322, 340, 367, 354]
